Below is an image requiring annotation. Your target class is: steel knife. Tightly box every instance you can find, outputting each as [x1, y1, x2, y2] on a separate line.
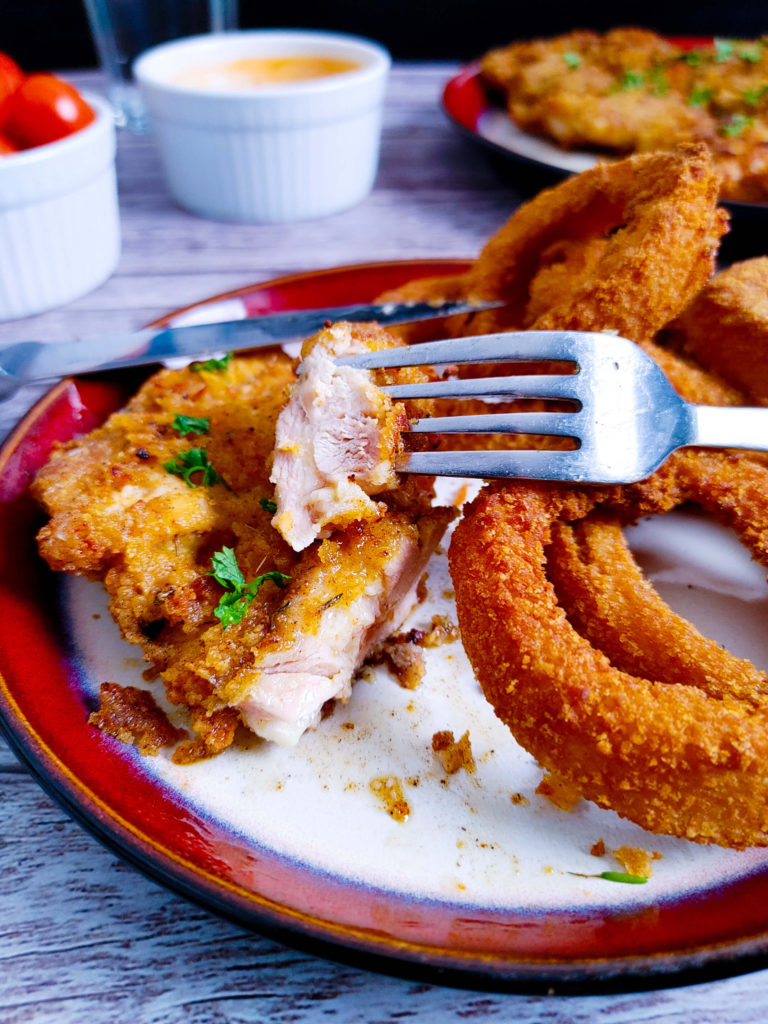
[0, 299, 501, 398]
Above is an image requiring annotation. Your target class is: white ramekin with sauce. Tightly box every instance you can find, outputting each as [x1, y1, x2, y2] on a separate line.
[134, 30, 391, 223]
[0, 92, 120, 321]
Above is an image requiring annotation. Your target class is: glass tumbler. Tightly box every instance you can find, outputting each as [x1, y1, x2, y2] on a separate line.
[82, 0, 238, 132]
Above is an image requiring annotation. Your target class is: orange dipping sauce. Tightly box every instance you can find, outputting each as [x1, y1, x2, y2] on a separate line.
[174, 56, 360, 89]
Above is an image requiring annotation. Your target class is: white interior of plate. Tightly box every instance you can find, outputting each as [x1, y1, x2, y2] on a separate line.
[62, 478, 768, 915]
[477, 108, 600, 173]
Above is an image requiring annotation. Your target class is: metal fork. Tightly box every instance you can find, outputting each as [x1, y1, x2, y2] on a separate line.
[335, 330, 768, 484]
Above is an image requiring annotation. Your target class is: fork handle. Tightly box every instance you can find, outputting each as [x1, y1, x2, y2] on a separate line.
[691, 404, 768, 452]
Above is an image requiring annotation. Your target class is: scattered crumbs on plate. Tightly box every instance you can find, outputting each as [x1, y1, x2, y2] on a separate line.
[536, 771, 582, 811]
[432, 729, 476, 776]
[370, 776, 411, 822]
[613, 846, 662, 878]
[511, 792, 530, 807]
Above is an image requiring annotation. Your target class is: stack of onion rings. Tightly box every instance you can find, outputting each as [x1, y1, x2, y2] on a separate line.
[398, 143, 768, 848]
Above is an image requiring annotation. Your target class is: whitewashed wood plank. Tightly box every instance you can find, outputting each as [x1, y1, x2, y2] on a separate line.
[4, 770, 768, 1024]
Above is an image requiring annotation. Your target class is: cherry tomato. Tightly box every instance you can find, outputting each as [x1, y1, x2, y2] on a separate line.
[3, 74, 95, 148]
[0, 52, 23, 106]
[0, 132, 18, 155]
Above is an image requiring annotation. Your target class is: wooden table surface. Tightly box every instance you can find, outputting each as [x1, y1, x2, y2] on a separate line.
[2, 66, 768, 1024]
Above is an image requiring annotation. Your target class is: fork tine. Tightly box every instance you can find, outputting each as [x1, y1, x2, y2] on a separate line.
[407, 411, 580, 436]
[400, 448, 595, 481]
[384, 374, 579, 402]
[335, 330, 586, 370]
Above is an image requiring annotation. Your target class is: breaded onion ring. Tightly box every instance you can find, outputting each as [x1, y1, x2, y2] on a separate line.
[467, 144, 727, 338]
[379, 146, 727, 345]
[548, 513, 768, 704]
[449, 460, 768, 848]
[665, 257, 768, 404]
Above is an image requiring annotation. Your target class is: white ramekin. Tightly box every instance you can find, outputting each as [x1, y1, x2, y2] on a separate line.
[134, 30, 391, 223]
[0, 92, 120, 322]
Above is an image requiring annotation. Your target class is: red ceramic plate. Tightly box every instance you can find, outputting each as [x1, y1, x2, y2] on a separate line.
[4, 260, 768, 992]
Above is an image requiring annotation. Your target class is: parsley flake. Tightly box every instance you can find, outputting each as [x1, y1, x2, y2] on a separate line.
[209, 546, 289, 629]
[563, 51, 581, 70]
[649, 67, 669, 96]
[172, 413, 210, 436]
[570, 870, 648, 884]
[743, 84, 768, 106]
[721, 113, 754, 137]
[740, 45, 763, 63]
[682, 50, 704, 67]
[259, 497, 278, 514]
[190, 352, 233, 373]
[688, 86, 713, 107]
[599, 871, 648, 884]
[714, 38, 734, 63]
[618, 69, 645, 91]
[164, 447, 225, 488]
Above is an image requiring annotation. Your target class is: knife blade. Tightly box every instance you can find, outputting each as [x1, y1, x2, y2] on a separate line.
[0, 299, 502, 397]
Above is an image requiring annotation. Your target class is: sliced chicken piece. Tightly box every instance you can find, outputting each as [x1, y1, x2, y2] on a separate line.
[270, 321, 409, 551]
[216, 508, 452, 744]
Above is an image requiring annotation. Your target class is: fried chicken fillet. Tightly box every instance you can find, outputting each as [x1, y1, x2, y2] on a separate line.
[480, 28, 768, 202]
[33, 323, 452, 756]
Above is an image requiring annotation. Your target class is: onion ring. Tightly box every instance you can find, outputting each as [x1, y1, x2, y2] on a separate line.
[548, 512, 768, 704]
[467, 143, 728, 338]
[444, 145, 768, 847]
[449, 461, 768, 848]
[664, 257, 768, 404]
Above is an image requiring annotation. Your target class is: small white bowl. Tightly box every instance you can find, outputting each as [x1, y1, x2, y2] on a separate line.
[0, 92, 120, 322]
[134, 30, 391, 223]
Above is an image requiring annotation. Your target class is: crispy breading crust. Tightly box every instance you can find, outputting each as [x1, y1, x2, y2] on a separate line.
[479, 28, 768, 202]
[450, 465, 768, 848]
[665, 257, 768, 403]
[444, 145, 768, 847]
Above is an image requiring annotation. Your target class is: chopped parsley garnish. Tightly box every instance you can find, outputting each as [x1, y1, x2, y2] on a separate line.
[599, 871, 648, 884]
[649, 67, 669, 96]
[163, 447, 225, 488]
[682, 50, 704, 67]
[172, 413, 210, 436]
[190, 352, 233, 373]
[617, 69, 645, 91]
[259, 497, 278, 513]
[209, 546, 289, 629]
[570, 871, 649, 884]
[688, 86, 713, 107]
[743, 84, 768, 106]
[714, 38, 734, 63]
[721, 113, 754, 137]
[740, 45, 763, 63]
[563, 51, 581, 70]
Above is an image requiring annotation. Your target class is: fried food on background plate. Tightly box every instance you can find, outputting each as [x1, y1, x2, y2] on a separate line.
[479, 27, 768, 203]
[33, 323, 452, 756]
